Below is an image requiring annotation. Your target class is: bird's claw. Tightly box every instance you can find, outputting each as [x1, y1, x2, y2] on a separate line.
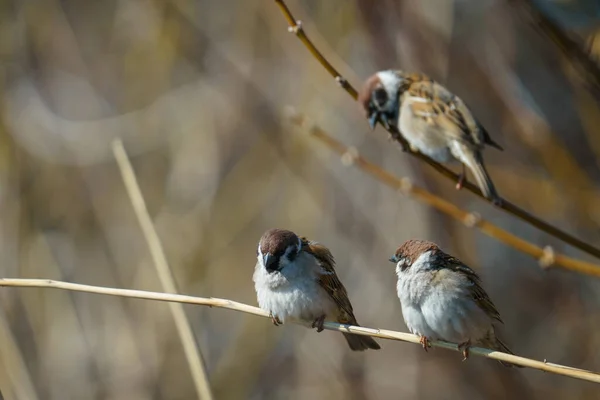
[491, 197, 503, 207]
[456, 173, 466, 190]
[387, 129, 410, 152]
[458, 340, 471, 361]
[270, 314, 282, 326]
[312, 315, 326, 332]
[419, 336, 431, 352]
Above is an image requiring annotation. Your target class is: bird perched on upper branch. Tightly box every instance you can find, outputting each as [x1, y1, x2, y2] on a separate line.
[359, 70, 503, 204]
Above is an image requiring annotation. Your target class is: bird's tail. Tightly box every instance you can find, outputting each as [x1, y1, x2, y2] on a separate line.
[475, 328, 524, 369]
[492, 337, 524, 368]
[463, 151, 501, 204]
[342, 332, 381, 351]
[340, 317, 380, 351]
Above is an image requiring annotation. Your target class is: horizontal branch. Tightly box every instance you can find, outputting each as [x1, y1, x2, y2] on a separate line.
[273, 0, 600, 262]
[1, 278, 599, 383]
[287, 110, 600, 278]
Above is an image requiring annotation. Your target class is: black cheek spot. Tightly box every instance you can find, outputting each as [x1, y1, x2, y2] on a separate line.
[265, 255, 280, 273]
[287, 250, 297, 262]
[374, 88, 388, 107]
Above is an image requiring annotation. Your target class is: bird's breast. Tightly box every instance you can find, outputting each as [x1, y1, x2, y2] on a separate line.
[253, 262, 336, 323]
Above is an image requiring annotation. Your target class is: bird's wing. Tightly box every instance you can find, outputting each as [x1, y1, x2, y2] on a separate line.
[301, 238, 356, 323]
[440, 252, 503, 324]
[404, 78, 488, 149]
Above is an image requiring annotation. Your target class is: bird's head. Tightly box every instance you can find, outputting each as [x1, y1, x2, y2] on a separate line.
[358, 70, 404, 130]
[389, 239, 439, 275]
[257, 228, 303, 273]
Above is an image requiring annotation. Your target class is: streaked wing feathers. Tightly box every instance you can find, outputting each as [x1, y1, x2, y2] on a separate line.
[440, 252, 503, 324]
[402, 75, 488, 149]
[301, 238, 356, 323]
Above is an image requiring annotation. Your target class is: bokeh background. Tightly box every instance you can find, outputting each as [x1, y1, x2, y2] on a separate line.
[0, 0, 599, 398]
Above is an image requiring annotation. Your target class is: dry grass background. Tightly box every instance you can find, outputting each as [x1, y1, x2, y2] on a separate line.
[0, 0, 599, 398]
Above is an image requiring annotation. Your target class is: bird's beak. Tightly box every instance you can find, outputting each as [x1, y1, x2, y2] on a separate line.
[263, 253, 277, 271]
[389, 255, 398, 263]
[368, 111, 380, 130]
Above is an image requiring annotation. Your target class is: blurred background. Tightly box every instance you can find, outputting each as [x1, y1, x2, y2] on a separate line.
[0, 0, 599, 398]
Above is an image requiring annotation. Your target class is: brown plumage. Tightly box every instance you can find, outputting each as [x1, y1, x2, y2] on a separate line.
[360, 70, 503, 203]
[301, 237, 381, 351]
[259, 228, 299, 256]
[254, 229, 380, 351]
[391, 239, 520, 367]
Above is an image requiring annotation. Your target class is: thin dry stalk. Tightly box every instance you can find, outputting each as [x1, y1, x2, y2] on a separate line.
[273, 0, 600, 262]
[112, 139, 213, 400]
[506, 0, 600, 100]
[287, 110, 600, 278]
[0, 278, 599, 384]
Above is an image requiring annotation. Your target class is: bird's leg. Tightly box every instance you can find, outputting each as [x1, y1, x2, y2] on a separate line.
[419, 335, 431, 352]
[456, 164, 467, 190]
[458, 339, 471, 361]
[387, 127, 410, 152]
[269, 313, 282, 326]
[312, 314, 326, 333]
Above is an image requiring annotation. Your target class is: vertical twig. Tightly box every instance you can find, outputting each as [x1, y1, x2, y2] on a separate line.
[111, 139, 213, 400]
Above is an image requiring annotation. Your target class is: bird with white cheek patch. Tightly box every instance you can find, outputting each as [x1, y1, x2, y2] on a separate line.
[390, 239, 519, 367]
[253, 228, 380, 351]
[359, 70, 504, 205]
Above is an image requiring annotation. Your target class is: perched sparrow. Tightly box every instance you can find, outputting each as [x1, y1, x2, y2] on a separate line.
[253, 228, 380, 351]
[359, 70, 503, 204]
[389, 239, 518, 367]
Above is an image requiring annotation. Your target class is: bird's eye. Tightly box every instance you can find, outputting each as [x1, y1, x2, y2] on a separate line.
[373, 88, 388, 107]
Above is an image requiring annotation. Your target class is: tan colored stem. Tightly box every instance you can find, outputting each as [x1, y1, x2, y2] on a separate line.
[0, 278, 599, 383]
[287, 111, 600, 277]
[112, 139, 213, 400]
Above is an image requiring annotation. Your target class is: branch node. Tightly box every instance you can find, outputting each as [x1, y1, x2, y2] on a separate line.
[335, 76, 349, 89]
[273, 0, 600, 262]
[284, 106, 303, 127]
[287, 20, 303, 35]
[341, 147, 359, 166]
[398, 177, 413, 195]
[539, 246, 556, 269]
[463, 212, 482, 228]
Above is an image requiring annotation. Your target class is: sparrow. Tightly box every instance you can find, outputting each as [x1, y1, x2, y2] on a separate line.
[253, 228, 380, 351]
[359, 70, 504, 204]
[389, 239, 518, 367]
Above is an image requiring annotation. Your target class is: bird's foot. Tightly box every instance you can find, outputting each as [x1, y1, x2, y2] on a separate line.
[399, 142, 411, 152]
[419, 335, 431, 352]
[458, 340, 471, 361]
[491, 197, 503, 207]
[270, 313, 282, 326]
[387, 128, 410, 152]
[456, 172, 466, 190]
[312, 314, 326, 332]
